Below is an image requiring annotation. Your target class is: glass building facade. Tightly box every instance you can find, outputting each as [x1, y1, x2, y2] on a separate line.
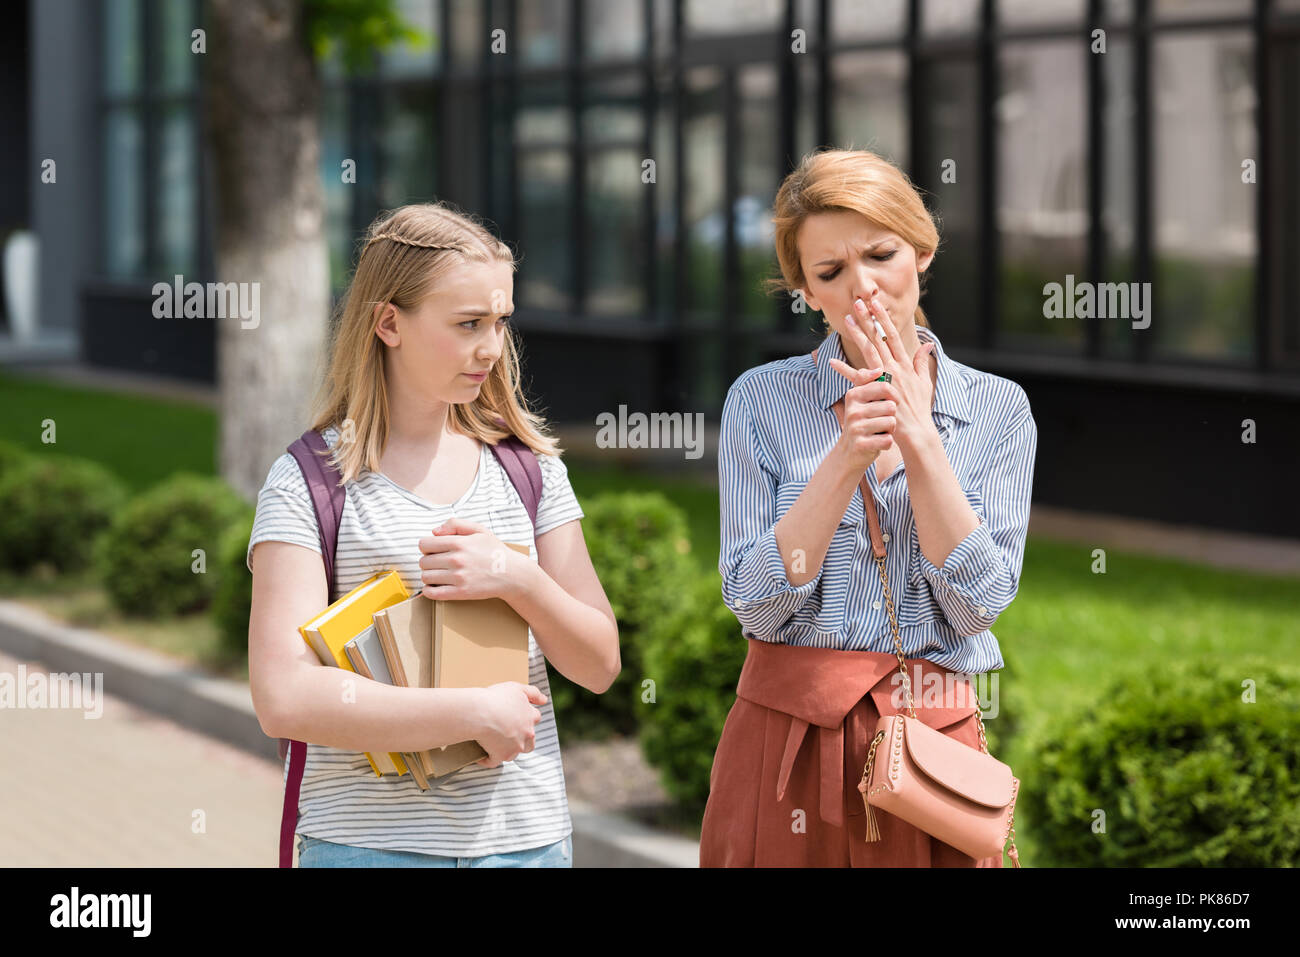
[31, 0, 1300, 533]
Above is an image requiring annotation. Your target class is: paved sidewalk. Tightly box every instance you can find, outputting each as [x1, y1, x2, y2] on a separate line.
[0, 647, 294, 867]
[0, 604, 700, 868]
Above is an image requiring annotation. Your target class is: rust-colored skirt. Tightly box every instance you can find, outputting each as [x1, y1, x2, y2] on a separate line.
[699, 638, 1004, 868]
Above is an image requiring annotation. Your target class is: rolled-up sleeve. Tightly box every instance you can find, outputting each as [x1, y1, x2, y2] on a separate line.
[718, 386, 821, 641]
[916, 408, 1037, 636]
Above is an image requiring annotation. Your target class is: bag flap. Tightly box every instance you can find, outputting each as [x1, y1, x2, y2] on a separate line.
[901, 715, 1014, 808]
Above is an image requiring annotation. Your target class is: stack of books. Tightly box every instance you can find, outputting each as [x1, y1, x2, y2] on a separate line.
[297, 543, 532, 789]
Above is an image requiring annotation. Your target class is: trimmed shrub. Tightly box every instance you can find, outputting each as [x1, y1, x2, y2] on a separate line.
[1020, 657, 1300, 867]
[638, 569, 748, 810]
[0, 439, 32, 481]
[549, 491, 696, 741]
[211, 509, 256, 660]
[94, 473, 249, 617]
[0, 453, 128, 573]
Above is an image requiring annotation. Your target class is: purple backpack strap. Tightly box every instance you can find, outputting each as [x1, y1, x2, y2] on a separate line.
[489, 434, 543, 527]
[277, 428, 345, 868]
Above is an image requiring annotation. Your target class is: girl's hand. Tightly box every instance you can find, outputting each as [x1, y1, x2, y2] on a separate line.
[472, 682, 547, 768]
[832, 292, 937, 453]
[417, 518, 524, 601]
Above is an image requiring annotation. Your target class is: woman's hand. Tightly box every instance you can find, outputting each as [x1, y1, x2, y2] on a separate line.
[830, 292, 938, 456]
[472, 681, 547, 767]
[417, 517, 526, 601]
[827, 353, 892, 473]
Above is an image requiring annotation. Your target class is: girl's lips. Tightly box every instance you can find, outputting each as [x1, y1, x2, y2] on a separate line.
[463, 372, 487, 380]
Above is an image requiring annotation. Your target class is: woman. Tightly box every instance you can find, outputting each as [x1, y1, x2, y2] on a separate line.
[700, 148, 1036, 867]
[246, 201, 619, 867]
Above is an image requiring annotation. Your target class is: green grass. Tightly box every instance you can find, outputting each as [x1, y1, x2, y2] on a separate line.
[0, 370, 216, 493]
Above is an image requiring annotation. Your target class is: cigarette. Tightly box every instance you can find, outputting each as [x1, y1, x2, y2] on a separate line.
[873, 319, 888, 339]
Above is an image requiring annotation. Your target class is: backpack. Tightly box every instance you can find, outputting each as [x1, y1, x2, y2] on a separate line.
[277, 426, 543, 868]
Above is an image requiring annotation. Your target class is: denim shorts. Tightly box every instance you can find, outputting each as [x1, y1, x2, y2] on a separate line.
[297, 833, 573, 868]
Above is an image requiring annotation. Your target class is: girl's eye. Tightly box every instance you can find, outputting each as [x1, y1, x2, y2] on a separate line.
[816, 250, 896, 283]
[460, 315, 512, 330]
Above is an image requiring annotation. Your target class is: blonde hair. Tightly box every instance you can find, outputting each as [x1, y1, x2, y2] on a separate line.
[763, 147, 940, 333]
[306, 201, 562, 486]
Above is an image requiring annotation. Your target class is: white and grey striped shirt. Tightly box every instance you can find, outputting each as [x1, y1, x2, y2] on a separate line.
[718, 324, 1036, 674]
[246, 424, 583, 856]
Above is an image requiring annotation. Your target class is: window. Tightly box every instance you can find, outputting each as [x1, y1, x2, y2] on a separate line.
[99, 0, 200, 281]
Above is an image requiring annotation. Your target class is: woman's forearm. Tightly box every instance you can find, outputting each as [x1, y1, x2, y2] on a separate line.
[774, 443, 867, 587]
[899, 426, 980, 568]
[268, 664, 486, 753]
[503, 559, 618, 693]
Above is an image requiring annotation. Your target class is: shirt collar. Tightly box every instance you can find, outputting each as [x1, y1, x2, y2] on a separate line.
[814, 323, 973, 425]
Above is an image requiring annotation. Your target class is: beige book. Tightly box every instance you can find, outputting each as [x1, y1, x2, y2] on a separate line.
[434, 544, 532, 692]
[374, 594, 487, 778]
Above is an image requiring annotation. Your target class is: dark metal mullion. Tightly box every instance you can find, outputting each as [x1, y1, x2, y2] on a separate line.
[1253, 0, 1270, 373]
[346, 71, 364, 261]
[776, 0, 795, 336]
[435, 0, 451, 198]
[195, 0, 212, 280]
[143, 0, 158, 279]
[93, 0, 106, 278]
[978, 0, 997, 351]
[504, 0, 518, 252]
[816, 0, 829, 148]
[672, 0, 687, 405]
[572, 0, 586, 316]
[1133, 0, 1152, 366]
[369, 48, 387, 212]
[722, 67, 739, 385]
[1086, 0, 1104, 361]
[906, 0, 921, 199]
[642, 0, 657, 323]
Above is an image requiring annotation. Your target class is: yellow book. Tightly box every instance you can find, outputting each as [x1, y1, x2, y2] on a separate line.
[299, 570, 412, 778]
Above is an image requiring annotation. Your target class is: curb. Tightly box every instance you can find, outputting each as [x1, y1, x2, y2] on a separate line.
[0, 599, 700, 868]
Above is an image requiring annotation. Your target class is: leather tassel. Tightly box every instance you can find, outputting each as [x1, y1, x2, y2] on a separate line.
[864, 799, 881, 842]
[1009, 845, 1021, 868]
[858, 730, 886, 843]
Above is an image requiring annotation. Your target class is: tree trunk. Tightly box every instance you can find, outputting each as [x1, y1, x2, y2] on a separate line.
[204, 0, 330, 502]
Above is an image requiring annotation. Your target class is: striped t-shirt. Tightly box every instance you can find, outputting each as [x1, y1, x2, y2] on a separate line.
[719, 324, 1037, 675]
[246, 424, 583, 856]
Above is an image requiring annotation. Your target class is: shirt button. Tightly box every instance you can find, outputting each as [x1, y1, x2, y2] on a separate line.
[882, 532, 891, 543]
[976, 605, 988, 617]
[871, 600, 882, 611]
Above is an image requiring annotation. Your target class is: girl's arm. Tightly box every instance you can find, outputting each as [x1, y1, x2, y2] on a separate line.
[249, 540, 491, 752]
[500, 520, 620, 694]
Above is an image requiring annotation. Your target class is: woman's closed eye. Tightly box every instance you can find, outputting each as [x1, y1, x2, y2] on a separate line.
[817, 249, 896, 282]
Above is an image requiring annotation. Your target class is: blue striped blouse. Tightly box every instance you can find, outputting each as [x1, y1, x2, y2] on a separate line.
[717, 324, 1037, 675]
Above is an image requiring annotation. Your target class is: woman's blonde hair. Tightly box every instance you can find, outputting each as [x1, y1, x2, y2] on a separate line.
[306, 201, 562, 486]
[763, 147, 940, 332]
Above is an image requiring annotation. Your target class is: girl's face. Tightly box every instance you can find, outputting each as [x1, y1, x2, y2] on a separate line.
[795, 209, 933, 364]
[376, 259, 515, 403]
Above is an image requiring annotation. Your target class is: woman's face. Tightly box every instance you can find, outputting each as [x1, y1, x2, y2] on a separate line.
[375, 259, 515, 403]
[795, 209, 933, 365]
